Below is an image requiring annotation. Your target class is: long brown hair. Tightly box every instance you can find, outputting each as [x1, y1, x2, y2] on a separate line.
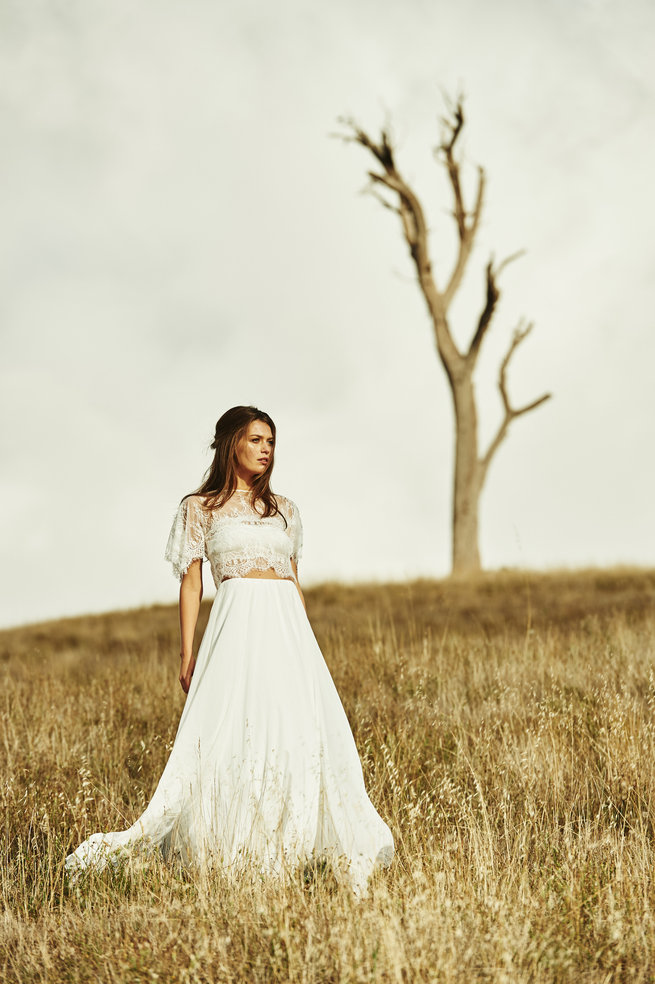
[184, 406, 282, 519]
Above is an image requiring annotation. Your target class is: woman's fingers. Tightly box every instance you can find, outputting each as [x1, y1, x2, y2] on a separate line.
[179, 664, 195, 693]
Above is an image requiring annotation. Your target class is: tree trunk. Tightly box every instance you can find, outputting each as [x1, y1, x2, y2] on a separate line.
[452, 375, 482, 575]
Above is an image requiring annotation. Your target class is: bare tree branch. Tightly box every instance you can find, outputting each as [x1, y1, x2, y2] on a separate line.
[440, 99, 465, 149]
[467, 258, 500, 364]
[466, 250, 528, 365]
[367, 186, 400, 213]
[337, 117, 463, 367]
[495, 249, 526, 276]
[480, 320, 552, 477]
[438, 103, 466, 238]
[443, 165, 485, 310]
[337, 120, 433, 273]
[498, 320, 533, 412]
[436, 101, 485, 310]
[336, 118, 397, 175]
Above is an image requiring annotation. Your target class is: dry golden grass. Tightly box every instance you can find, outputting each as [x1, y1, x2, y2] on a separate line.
[2, 568, 655, 982]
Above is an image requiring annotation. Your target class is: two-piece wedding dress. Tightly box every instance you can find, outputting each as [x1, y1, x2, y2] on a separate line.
[65, 490, 394, 893]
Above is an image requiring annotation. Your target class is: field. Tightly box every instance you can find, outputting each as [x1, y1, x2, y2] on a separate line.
[2, 568, 655, 982]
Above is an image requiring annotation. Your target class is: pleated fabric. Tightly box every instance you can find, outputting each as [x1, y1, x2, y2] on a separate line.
[65, 578, 394, 894]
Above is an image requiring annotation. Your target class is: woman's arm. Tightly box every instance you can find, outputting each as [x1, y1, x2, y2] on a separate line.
[291, 559, 306, 612]
[178, 558, 203, 693]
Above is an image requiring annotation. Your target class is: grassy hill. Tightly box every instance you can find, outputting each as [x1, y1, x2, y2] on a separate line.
[2, 569, 655, 982]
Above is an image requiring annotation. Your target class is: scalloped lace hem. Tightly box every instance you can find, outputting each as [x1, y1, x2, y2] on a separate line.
[218, 558, 297, 582]
[221, 572, 296, 583]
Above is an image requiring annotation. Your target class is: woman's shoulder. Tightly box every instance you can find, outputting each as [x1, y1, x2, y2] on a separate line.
[274, 492, 301, 519]
[274, 491, 297, 507]
[185, 492, 210, 507]
[174, 493, 213, 518]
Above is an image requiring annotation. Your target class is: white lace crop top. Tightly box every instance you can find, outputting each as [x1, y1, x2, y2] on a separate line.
[164, 490, 303, 586]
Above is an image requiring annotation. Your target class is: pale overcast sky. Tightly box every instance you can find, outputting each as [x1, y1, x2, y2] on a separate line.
[1, 0, 654, 628]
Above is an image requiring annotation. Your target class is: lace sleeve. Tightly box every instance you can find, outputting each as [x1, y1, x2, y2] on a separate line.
[285, 498, 303, 565]
[164, 496, 207, 581]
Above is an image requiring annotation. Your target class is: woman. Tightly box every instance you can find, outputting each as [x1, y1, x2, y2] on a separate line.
[65, 406, 394, 894]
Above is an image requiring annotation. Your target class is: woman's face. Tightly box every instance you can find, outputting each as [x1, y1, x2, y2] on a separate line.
[236, 420, 275, 480]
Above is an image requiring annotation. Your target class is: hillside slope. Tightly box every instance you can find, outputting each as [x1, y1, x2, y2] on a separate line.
[2, 569, 655, 983]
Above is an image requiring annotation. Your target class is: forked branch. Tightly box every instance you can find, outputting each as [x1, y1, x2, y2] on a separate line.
[480, 320, 552, 477]
[438, 102, 466, 238]
[338, 120, 397, 174]
[437, 103, 486, 310]
[467, 250, 526, 365]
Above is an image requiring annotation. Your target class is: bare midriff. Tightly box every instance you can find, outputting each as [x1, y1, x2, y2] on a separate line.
[221, 568, 295, 583]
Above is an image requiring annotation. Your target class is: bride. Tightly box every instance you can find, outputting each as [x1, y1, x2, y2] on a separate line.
[65, 405, 394, 894]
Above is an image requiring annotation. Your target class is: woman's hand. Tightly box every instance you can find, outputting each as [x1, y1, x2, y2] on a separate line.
[179, 653, 196, 694]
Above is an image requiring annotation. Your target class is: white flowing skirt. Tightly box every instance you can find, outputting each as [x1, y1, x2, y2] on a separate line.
[65, 578, 394, 894]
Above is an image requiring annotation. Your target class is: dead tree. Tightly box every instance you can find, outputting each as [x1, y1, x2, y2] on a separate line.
[338, 101, 551, 575]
